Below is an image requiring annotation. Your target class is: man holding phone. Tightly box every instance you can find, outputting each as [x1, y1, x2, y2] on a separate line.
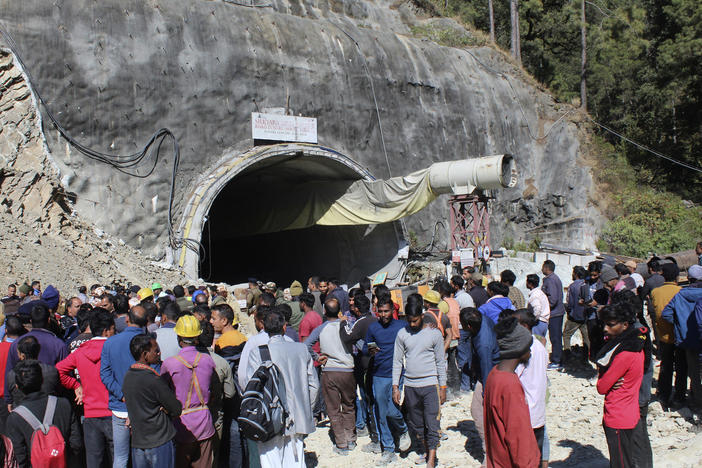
[363, 295, 410, 464]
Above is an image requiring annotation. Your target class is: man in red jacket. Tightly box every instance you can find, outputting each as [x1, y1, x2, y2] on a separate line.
[596, 302, 645, 468]
[57, 310, 115, 468]
[484, 316, 540, 468]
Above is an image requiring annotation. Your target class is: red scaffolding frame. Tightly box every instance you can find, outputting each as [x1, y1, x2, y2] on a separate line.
[448, 193, 491, 256]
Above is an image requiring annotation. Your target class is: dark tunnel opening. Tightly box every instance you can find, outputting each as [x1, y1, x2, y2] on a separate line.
[199, 153, 402, 286]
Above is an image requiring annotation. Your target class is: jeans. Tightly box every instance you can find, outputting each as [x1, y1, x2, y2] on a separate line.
[85, 416, 113, 468]
[457, 330, 473, 391]
[219, 416, 244, 468]
[446, 346, 461, 393]
[372, 376, 407, 451]
[112, 414, 130, 468]
[132, 439, 175, 468]
[548, 315, 564, 364]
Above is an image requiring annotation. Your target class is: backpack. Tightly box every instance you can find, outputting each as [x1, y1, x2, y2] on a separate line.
[237, 345, 290, 442]
[13, 395, 66, 468]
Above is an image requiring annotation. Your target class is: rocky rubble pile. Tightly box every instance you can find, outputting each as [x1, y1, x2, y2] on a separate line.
[0, 48, 185, 292]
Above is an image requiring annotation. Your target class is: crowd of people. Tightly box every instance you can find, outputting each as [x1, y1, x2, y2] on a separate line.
[0, 243, 700, 468]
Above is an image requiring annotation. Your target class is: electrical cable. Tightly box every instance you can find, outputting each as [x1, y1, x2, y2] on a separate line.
[462, 48, 574, 142]
[0, 26, 186, 249]
[586, 116, 702, 174]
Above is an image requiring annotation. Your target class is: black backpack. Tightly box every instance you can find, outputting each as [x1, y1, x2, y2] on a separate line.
[237, 345, 290, 442]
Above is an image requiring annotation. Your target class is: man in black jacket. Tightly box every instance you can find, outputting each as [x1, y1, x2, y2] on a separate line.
[6, 360, 82, 468]
[122, 334, 182, 468]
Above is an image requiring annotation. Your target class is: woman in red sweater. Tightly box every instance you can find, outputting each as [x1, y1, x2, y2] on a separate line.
[595, 303, 645, 468]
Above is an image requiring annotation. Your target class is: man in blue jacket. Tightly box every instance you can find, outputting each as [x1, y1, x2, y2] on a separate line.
[662, 283, 702, 412]
[542, 260, 566, 370]
[459, 307, 499, 455]
[363, 295, 409, 464]
[478, 282, 514, 324]
[100, 305, 147, 468]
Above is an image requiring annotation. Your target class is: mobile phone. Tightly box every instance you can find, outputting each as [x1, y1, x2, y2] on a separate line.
[368, 342, 378, 349]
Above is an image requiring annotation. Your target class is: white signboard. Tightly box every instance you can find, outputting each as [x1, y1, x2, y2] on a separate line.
[460, 248, 475, 269]
[251, 112, 318, 143]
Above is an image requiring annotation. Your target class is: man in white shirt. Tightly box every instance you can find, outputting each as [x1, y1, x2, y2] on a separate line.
[526, 274, 550, 337]
[451, 275, 475, 310]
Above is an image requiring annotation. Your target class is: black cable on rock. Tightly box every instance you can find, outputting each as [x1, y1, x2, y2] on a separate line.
[0, 26, 186, 250]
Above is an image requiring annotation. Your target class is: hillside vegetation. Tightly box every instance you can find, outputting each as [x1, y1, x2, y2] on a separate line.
[410, 0, 702, 257]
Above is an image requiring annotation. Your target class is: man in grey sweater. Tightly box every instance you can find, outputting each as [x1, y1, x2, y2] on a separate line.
[392, 296, 447, 468]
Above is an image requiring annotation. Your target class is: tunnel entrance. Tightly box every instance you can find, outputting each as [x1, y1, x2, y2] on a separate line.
[189, 146, 403, 286]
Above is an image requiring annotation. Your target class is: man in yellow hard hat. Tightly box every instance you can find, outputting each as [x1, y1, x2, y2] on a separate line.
[161, 315, 217, 468]
[423, 290, 452, 352]
[137, 287, 154, 304]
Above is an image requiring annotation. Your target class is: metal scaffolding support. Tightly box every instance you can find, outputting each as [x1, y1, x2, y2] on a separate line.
[448, 193, 491, 257]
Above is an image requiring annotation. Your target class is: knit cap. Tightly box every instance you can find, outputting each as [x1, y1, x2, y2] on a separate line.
[600, 265, 618, 283]
[41, 285, 60, 310]
[688, 265, 702, 280]
[289, 280, 303, 297]
[496, 317, 533, 360]
[19, 283, 31, 295]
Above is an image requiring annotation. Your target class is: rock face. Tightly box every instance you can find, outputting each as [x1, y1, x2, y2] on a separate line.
[0, 0, 598, 271]
[0, 49, 185, 292]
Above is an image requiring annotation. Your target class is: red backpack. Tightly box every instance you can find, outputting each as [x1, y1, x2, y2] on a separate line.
[13, 396, 66, 468]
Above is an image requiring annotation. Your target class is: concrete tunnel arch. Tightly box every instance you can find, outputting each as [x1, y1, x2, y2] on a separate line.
[175, 143, 407, 285]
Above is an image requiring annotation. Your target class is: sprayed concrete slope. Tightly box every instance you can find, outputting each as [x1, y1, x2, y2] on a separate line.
[0, 0, 599, 269]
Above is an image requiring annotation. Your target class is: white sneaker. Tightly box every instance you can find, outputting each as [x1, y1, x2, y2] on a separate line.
[399, 431, 411, 451]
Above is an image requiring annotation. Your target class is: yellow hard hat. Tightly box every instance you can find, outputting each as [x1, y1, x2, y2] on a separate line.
[175, 315, 202, 338]
[137, 288, 154, 301]
[438, 300, 449, 315]
[424, 290, 441, 305]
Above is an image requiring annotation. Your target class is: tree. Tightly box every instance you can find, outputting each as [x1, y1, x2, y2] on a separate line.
[580, 0, 586, 110]
[489, 0, 496, 42]
[510, 0, 522, 64]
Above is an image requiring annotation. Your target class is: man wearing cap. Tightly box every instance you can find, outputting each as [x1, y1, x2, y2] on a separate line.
[467, 271, 489, 308]
[246, 278, 262, 310]
[423, 290, 452, 352]
[161, 315, 217, 468]
[662, 266, 702, 411]
[17, 283, 34, 307]
[625, 261, 644, 289]
[458, 307, 500, 454]
[276, 281, 304, 331]
[688, 265, 702, 289]
[151, 283, 163, 298]
[137, 287, 154, 304]
[483, 316, 540, 468]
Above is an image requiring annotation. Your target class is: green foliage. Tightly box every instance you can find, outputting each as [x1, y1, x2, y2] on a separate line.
[599, 191, 702, 257]
[416, 0, 702, 200]
[409, 23, 485, 48]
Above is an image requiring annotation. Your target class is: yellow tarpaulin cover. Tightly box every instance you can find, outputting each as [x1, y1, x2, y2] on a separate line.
[237, 168, 436, 237]
[317, 168, 436, 225]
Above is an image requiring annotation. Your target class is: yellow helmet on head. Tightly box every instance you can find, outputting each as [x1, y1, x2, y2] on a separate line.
[423, 290, 441, 305]
[137, 288, 154, 301]
[175, 315, 202, 338]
